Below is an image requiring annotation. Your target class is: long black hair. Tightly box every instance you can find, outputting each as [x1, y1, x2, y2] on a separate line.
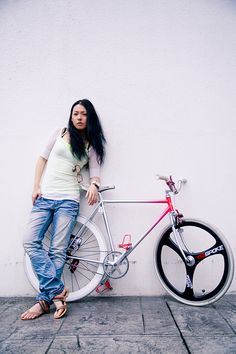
[68, 99, 106, 164]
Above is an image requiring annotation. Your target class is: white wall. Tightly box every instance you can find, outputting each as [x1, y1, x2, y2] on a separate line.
[0, 0, 236, 296]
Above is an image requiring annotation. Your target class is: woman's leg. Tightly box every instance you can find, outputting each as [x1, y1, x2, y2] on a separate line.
[49, 200, 79, 281]
[23, 198, 64, 303]
[48, 200, 79, 318]
[22, 198, 79, 319]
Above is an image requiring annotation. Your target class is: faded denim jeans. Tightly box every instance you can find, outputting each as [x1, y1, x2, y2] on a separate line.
[23, 197, 79, 303]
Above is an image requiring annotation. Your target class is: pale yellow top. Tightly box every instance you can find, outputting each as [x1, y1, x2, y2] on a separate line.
[40, 128, 100, 202]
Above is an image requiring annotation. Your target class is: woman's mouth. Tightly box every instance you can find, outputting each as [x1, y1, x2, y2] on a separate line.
[76, 122, 84, 128]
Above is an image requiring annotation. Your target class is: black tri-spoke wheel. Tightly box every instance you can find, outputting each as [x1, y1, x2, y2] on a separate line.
[154, 219, 234, 306]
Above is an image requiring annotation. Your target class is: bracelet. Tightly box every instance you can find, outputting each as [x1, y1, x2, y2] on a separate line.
[91, 181, 100, 189]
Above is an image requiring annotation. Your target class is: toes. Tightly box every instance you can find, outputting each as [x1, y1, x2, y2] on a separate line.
[20, 303, 44, 320]
[21, 312, 38, 320]
[21, 312, 26, 319]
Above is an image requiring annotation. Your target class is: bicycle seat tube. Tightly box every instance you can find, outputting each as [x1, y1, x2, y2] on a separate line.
[98, 192, 116, 251]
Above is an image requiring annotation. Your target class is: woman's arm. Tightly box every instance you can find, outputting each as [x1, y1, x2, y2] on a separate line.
[86, 147, 101, 205]
[31, 128, 60, 203]
[32, 156, 47, 204]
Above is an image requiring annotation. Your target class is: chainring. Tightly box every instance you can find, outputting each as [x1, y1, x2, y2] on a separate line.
[103, 251, 129, 279]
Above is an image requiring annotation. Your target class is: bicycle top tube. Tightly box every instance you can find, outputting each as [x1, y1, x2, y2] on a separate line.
[100, 198, 174, 213]
[101, 199, 169, 204]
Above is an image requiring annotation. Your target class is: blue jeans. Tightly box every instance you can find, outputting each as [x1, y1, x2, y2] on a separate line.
[23, 197, 79, 303]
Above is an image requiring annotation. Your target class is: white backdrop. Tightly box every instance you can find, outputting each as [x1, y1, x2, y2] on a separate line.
[0, 0, 236, 296]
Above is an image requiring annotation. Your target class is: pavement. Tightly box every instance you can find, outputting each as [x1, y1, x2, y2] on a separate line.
[1, 294, 236, 354]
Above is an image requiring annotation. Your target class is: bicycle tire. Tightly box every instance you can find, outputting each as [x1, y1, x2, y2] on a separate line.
[154, 219, 234, 306]
[24, 215, 107, 302]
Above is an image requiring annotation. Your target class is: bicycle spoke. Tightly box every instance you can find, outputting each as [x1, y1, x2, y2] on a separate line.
[79, 232, 95, 247]
[79, 263, 97, 274]
[78, 262, 103, 276]
[194, 243, 227, 264]
[73, 272, 80, 290]
[183, 268, 195, 300]
[71, 271, 74, 292]
[74, 268, 95, 282]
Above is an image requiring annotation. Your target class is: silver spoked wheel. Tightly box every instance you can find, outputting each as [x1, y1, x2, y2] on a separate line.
[24, 215, 107, 302]
[154, 219, 234, 306]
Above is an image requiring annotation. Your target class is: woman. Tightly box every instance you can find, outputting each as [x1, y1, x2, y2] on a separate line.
[21, 99, 106, 320]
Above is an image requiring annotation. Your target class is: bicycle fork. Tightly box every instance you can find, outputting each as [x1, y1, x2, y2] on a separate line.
[169, 212, 195, 265]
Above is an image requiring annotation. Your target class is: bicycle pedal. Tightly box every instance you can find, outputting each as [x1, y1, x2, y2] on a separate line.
[119, 243, 132, 250]
[96, 280, 113, 294]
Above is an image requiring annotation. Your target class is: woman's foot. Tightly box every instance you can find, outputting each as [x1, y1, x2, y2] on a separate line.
[53, 300, 67, 319]
[21, 300, 50, 320]
[53, 288, 69, 319]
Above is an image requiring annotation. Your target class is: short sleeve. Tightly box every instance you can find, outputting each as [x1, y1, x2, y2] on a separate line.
[40, 128, 61, 160]
[88, 147, 100, 178]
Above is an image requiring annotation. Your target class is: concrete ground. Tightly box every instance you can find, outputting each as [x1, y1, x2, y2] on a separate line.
[1, 294, 236, 354]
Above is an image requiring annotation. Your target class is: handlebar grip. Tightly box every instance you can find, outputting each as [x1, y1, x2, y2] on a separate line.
[156, 174, 169, 182]
[181, 178, 187, 184]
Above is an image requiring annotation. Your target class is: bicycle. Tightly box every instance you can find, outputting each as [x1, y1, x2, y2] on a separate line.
[24, 175, 234, 306]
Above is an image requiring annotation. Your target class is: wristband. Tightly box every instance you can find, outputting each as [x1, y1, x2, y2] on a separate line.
[91, 181, 100, 189]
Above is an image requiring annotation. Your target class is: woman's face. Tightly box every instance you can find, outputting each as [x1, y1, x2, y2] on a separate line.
[71, 104, 87, 130]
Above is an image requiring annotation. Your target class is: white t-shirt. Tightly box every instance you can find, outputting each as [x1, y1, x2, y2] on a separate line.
[40, 128, 100, 202]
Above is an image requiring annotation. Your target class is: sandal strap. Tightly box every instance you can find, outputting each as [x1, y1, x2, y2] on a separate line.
[55, 304, 67, 311]
[53, 288, 69, 301]
[38, 300, 50, 314]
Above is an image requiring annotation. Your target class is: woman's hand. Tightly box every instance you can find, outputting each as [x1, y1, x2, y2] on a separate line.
[86, 184, 99, 205]
[32, 187, 42, 204]
[31, 156, 47, 204]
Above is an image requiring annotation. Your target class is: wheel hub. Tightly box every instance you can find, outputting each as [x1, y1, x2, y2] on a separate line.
[186, 255, 195, 267]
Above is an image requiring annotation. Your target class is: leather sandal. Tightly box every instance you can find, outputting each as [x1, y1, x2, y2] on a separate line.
[53, 288, 69, 319]
[21, 300, 50, 320]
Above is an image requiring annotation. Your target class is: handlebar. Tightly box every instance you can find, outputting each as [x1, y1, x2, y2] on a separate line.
[156, 174, 187, 194]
